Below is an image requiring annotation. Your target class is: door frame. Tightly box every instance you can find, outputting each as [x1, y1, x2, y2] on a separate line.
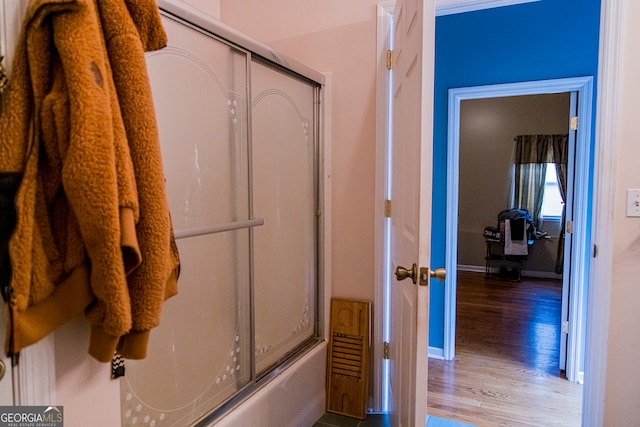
[372, 1, 396, 413]
[375, 0, 612, 418]
[444, 77, 594, 385]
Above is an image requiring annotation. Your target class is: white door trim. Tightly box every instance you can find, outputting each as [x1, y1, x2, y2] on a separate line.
[375, 1, 614, 424]
[444, 76, 594, 383]
[13, 337, 57, 406]
[582, 0, 623, 424]
[372, 0, 395, 413]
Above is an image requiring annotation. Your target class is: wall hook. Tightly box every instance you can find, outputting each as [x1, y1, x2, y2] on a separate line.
[0, 55, 8, 94]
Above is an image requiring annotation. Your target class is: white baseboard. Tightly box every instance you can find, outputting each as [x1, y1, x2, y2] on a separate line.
[457, 264, 485, 273]
[457, 264, 562, 280]
[428, 346, 445, 360]
[522, 270, 563, 280]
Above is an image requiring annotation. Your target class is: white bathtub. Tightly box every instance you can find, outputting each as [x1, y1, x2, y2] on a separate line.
[211, 343, 327, 427]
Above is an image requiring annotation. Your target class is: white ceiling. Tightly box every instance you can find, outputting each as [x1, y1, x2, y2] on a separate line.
[436, 0, 541, 16]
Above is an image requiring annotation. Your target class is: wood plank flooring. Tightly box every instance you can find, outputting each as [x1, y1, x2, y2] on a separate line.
[427, 271, 583, 427]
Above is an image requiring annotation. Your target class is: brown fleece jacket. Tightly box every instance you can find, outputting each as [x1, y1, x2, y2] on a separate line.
[0, 0, 179, 362]
[97, 0, 180, 359]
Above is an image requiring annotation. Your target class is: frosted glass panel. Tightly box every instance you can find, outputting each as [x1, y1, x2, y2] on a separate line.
[121, 11, 321, 425]
[146, 17, 248, 232]
[121, 232, 251, 426]
[121, 15, 251, 427]
[251, 61, 318, 374]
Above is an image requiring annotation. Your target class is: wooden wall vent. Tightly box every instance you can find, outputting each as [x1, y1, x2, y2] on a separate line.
[326, 298, 370, 420]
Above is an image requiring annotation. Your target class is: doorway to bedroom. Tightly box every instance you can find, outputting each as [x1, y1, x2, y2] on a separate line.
[456, 92, 575, 381]
[434, 77, 594, 424]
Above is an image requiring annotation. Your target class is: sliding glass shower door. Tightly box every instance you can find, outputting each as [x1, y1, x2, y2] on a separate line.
[252, 60, 319, 375]
[120, 12, 321, 427]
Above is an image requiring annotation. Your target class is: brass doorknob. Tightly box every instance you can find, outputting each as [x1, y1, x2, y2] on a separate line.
[395, 263, 417, 284]
[429, 267, 446, 282]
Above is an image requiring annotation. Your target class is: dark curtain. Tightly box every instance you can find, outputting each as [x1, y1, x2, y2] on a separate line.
[553, 139, 568, 274]
[514, 134, 568, 271]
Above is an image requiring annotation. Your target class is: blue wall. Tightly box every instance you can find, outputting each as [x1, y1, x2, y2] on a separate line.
[430, 0, 601, 349]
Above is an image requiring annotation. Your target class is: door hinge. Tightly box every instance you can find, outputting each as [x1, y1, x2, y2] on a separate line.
[384, 199, 392, 217]
[570, 116, 578, 131]
[383, 342, 390, 359]
[562, 320, 570, 334]
[386, 50, 393, 70]
[566, 220, 574, 234]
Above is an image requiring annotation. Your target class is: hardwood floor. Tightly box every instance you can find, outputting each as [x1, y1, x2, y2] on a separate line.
[427, 270, 583, 427]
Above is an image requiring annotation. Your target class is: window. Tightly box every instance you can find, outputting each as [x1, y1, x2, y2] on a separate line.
[512, 134, 567, 225]
[541, 163, 564, 218]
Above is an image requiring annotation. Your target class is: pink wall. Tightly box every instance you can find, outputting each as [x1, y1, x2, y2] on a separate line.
[220, 0, 381, 303]
[5, 0, 639, 424]
[220, 1, 640, 424]
[603, 0, 640, 422]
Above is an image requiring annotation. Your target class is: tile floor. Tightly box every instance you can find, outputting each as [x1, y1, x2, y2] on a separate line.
[313, 412, 390, 427]
[313, 412, 476, 427]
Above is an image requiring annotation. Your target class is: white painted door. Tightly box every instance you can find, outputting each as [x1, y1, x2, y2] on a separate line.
[559, 91, 578, 373]
[388, 0, 436, 425]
